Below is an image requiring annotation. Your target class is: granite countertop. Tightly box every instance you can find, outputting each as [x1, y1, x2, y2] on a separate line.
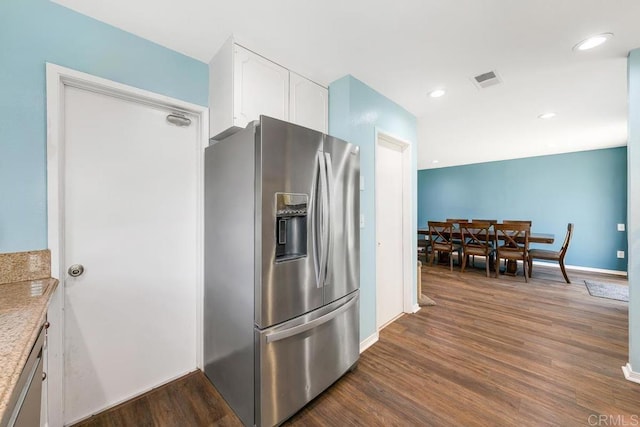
[0, 277, 58, 422]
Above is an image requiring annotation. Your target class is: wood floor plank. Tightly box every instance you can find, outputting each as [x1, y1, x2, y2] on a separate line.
[73, 372, 242, 427]
[72, 264, 639, 426]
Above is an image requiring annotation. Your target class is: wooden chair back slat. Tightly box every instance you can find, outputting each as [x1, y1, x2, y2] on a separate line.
[502, 220, 532, 226]
[472, 219, 497, 225]
[460, 222, 492, 247]
[446, 218, 468, 228]
[560, 223, 574, 254]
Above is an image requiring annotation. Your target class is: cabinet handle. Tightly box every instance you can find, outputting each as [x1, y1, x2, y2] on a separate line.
[42, 372, 47, 381]
[44, 321, 50, 329]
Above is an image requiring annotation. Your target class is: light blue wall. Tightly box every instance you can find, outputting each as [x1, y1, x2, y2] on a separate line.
[628, 49, 640, 369]
[0, 0, 208, 253]
[418, 147, 628, 272]
[329, 75, 417, 342]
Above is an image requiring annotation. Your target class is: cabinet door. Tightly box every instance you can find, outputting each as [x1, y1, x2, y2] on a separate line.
[233, 45, 289, 128]
[289, 72, 328, 133]
[14, 354, 43, 427]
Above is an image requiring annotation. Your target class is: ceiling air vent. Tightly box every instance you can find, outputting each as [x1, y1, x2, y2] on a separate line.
[471, 70, 502, 89]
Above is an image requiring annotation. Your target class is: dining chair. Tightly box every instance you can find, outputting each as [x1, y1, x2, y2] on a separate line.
[469, 220, 497, 266]
[498, 221, 531, 268]
[446, 218, 468, 245]
[417, 232, 431, 262]
[527, 223, 574, 283]
[460, 221, 494, 277]
[494, 222, 530, 282]
[428, 221, 462, 271]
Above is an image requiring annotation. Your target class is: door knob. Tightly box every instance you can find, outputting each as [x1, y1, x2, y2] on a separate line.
[68, 264, 85, 277]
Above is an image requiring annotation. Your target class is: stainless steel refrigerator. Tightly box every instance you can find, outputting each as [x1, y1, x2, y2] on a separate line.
[204, 116, 360, 427]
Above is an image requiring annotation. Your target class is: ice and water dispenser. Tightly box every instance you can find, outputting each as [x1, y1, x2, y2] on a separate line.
[275, 193, 308, 262]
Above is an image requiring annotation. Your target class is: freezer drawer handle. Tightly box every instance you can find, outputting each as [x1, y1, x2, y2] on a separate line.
[265, 294, 357, 343]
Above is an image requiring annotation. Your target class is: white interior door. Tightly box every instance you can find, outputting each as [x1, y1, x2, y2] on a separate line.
[376, 138, 405, 329]
[63, 86, 198, 424]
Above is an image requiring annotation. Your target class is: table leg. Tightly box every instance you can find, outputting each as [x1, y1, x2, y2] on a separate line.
[438, 252, 450, 265]
[506, 259, 518, 275]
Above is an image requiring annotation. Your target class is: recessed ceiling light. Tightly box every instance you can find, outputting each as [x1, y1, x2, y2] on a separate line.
[538, 112, 557, 120]
[428, 89, 446, 98]
[573, 33, 613, 51]
[432, 160, 440, 164]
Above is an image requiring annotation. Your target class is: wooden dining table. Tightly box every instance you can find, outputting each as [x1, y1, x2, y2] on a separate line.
[417, 228, 555, 274]
[417, 229, 554, 244]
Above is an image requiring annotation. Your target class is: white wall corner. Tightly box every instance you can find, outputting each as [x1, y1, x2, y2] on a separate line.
[622, 363, 640, 384]
[360, 332, 379, 354]
[411, 303, 421, 313]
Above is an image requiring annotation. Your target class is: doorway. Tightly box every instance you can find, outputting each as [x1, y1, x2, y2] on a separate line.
[375, 131, 413, 330]
[46, 64, 207, 425]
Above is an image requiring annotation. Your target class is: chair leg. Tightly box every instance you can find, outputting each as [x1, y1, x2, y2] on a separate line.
[528, 256, 533, 278]
[461, 251, 467, 272]
[559, 259, 571, 284]
[449, 251, 453, 271]
[429, 250, 435, 266]
[523, 257, 528, 283]
[485, 256, 490, 278]
[494, 255, 500, 278]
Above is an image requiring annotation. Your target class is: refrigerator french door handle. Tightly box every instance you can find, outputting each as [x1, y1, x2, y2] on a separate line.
[309, 151, 325, 288]
[311, 152, 320, 287]
[323, 152, 334, 285]
[318, 153, 329, 288]
[264, 293, 358, 343]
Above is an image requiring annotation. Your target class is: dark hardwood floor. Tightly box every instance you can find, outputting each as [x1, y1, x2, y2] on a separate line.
[75, 264, 640, 427]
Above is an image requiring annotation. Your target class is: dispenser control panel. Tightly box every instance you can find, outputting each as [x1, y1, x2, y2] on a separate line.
[276, 193, 308, 217]
[275, 193, 308, 263]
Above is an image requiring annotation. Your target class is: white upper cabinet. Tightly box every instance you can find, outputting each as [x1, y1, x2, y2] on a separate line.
[209, 38, 328, 138]
[289, 72, 328, 134]
[233, 45, 289, 130]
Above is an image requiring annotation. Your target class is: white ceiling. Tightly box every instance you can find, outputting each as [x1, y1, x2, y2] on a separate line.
[52, 0, 640, 169]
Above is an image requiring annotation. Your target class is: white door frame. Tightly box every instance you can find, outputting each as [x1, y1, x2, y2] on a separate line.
[374, 129, 415, 331]
[45, 63, 208, 427]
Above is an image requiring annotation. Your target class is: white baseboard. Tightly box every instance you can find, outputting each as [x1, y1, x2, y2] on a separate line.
[411, 303, 421, 313]
[531, 260, 627, 277]
[622, 363, 640, 384]
[360, 332, 379, 354]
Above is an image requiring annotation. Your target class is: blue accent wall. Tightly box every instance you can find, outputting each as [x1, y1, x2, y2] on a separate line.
[418, 147, 628, 272]
[329, 75, 417, 342]
[628, 49, 640, 370]
[0, 0, 208, 253]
